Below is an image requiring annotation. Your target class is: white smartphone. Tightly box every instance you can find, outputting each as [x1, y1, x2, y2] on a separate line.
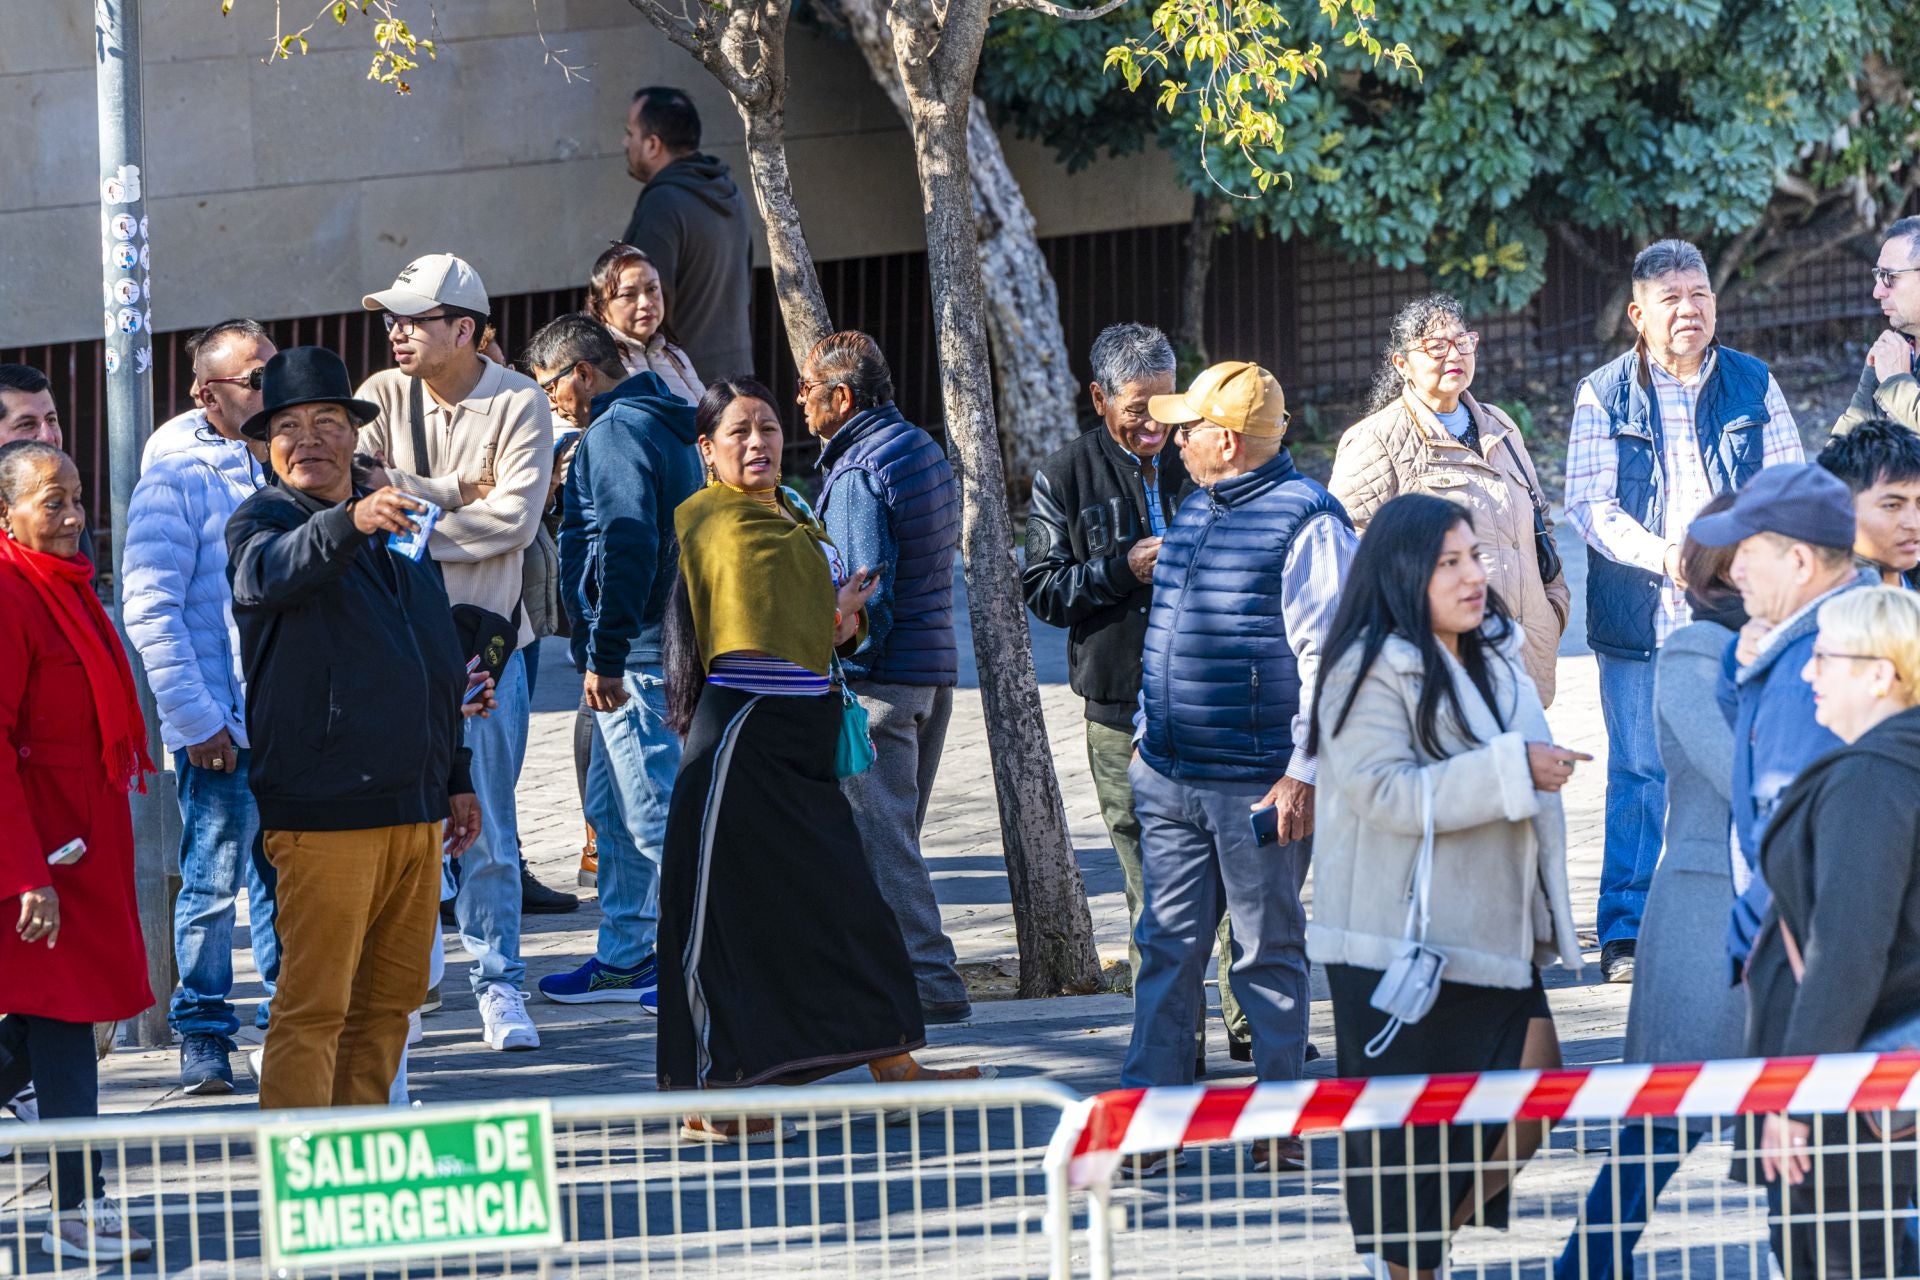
[46, 838, 85, 866]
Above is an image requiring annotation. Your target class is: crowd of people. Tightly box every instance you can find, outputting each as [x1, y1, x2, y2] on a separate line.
[4, 80, 1920, 1273]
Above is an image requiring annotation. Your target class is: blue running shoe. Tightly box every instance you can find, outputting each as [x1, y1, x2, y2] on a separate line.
[537, 955, 658, 1011]
[179, 1033, 236, 1095]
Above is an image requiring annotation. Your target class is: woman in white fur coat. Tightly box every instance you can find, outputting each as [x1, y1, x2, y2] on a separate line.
[1308, 493, 1588, 1280]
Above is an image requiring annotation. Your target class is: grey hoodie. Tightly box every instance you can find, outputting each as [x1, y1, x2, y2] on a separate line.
[622, 153, 754, 387]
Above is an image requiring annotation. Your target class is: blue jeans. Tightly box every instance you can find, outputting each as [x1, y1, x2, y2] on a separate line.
[168, 749, 279, 1037]
[449, 649, 530, 994]
[584, 665, 680, 969]
[1595, 653, 1666, 944]
[1555, 1123, 1699, 1280]
[1122, 759, 1311, 1087]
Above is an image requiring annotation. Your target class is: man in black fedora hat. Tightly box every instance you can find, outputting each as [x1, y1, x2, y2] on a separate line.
[225, 346, 482, 1110]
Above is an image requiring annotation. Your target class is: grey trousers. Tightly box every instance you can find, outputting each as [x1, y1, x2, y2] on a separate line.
[1085, 720, 1248, 1046]
[1121, 756, 1310, 1087]
[843, 680, 968, 1006]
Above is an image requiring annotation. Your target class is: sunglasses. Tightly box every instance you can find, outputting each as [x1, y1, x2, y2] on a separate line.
[201, 367, 266, 392]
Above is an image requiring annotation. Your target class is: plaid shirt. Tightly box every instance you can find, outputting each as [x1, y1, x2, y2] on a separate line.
[1564, 351, 1803, 646]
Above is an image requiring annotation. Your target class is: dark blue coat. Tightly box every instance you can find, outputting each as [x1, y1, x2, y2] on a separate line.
[558, 371, 703, 675]
[1138, 450, 1349, 783]
[818, 403, 961, 685]
[1582, 345, 1771, 659]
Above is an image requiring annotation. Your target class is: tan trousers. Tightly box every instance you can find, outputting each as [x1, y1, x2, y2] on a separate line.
[260, 823, 440, 1109]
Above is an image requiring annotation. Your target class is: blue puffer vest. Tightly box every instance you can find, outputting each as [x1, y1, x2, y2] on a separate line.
[818, 403, 962, 684]
[1138, 449, 1350, 783]
[1582, 344, 1771, 659]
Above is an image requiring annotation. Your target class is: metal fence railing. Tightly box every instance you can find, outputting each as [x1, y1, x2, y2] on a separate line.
[1058, 1053, 1920, 1279]
[8, 1055, 1920, 1278]
[0, 1078, 1084, 1279]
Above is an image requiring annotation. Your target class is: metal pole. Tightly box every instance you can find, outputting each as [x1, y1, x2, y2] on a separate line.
[96, 0, 174, 1049]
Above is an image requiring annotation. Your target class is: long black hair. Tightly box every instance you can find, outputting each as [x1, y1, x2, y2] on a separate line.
[1307, 493, 1515, 759]
[662, 376, 785, 736]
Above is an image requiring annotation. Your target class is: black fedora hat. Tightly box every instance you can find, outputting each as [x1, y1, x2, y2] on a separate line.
[239, 347, 381, 442]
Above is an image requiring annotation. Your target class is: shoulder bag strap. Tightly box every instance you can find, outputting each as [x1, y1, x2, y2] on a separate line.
[1502, 435, 1545, 518]
[408, 376, 432, 479]
[1400, 767, 1437, 943]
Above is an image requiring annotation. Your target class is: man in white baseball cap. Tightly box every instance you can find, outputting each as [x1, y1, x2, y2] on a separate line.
[354, 254, 560, 1053]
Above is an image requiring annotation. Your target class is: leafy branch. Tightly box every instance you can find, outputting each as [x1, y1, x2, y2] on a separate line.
[1104, 0, 1415, 194]
[220, 0, 438, 92]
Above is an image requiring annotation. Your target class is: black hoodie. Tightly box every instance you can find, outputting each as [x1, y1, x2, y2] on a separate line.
[622, 153, 754, 386]
[1748, 703, 1920, 1060]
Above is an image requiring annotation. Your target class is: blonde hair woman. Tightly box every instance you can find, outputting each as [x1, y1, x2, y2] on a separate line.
[1748, 586, 1920, 1277]
[586, 243, 704, 405]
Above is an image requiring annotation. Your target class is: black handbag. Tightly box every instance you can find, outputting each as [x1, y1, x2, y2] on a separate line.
[452, 603, 518, 686]
[1502, 435, 1563, 584]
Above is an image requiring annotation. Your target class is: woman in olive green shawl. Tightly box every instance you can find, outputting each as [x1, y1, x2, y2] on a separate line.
[657, 379, 984, 1141]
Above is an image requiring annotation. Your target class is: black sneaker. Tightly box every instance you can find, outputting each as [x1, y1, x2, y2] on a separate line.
[179, 1033, 236, 1096]
[521, 861, 580, 914]
[1601, 938, 1637, 984]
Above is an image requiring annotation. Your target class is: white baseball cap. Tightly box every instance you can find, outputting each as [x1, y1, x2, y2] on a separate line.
[362, 253, 490, 316]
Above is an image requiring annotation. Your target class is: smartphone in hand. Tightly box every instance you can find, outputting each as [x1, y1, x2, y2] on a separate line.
[1248, 804, 1280, 847]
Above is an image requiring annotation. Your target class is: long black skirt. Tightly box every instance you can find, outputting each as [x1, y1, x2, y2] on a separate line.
[656, 685, 926, 1090]
[1327, 963, 1544, 1272]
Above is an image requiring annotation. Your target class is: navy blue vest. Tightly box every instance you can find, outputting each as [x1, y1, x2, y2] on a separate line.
[1139, 450, 1350, 783]
[818, 404, 961, 684]
[1582, 345, 1771, 659]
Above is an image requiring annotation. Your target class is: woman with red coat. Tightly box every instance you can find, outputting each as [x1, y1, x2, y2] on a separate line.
[0, 440, 155, 1262]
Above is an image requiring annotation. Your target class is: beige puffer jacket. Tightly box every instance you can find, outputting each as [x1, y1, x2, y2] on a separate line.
[1308, 630, 1583, 990]
[618, 333, 706, 409]
[1329, 391, 1571, 704]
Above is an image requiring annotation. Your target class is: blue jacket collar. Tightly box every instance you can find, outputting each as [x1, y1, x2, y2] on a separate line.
[1206, 447, 1299, 508]
[590, 370, 699, 445]
[1738, 571, 1874, 684]
[818, 402, 907, 471]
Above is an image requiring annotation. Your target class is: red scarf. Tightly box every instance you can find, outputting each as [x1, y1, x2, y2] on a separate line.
[0, 535, 155, 793]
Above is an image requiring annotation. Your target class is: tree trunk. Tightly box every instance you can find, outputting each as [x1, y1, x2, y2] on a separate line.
[1178, 193, 1223, 369]
[833, 0, 1080, 506]
[890, 7, 1103, 997]
[736, 102, 834, 365]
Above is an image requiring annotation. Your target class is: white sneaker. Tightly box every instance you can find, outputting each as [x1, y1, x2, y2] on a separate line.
[478, 985, 540, 1051]
[41, 1196, 152, 1262]
[406, 1008, 423, 1047]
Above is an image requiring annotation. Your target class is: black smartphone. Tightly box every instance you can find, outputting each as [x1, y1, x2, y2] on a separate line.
[1249, 804, 1280, 847]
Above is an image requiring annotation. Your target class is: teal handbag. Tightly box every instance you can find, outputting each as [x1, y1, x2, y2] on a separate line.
[831, 653, 876, 779]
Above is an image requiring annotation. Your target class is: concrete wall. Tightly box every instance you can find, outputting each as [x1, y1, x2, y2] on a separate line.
[1, 0, 1188, 347]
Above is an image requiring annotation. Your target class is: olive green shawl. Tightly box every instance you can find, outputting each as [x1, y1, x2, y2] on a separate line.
[674, 483, 845, 675]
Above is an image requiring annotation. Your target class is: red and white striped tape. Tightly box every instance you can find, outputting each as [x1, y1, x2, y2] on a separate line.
[1060, 1052, 1920, 1189]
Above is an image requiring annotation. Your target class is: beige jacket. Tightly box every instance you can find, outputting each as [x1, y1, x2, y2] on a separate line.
[357, 358, 555, 647]
[619, 334, 705, 409]
[1308, 630, 1582, 990]
[1330, 391, 1571, 704]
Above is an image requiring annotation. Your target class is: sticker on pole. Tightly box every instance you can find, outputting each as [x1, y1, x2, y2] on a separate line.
[257, 1101, 561, 1268]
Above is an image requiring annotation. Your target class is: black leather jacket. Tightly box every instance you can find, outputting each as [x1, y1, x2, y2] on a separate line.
[1022, 426, 1190, 728]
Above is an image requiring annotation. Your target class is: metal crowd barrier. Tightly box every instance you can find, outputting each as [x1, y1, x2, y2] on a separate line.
[1058, 1052, 1920, 1278]
[7, 1054, 1920, 1278]
[0, 1078, 1083, 1279]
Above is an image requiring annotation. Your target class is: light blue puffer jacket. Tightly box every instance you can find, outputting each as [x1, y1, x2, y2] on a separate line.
[123, 411, 266, 753]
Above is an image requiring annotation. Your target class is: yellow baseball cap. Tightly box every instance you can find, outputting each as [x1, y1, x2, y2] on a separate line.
[1148, 361, 1289, 438]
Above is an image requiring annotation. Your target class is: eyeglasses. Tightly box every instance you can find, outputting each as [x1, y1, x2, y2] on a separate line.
[201, 367, 265, 392]
[1172, 423, 1224, 444]
[1872, 266, 1920, 289]
[1407, 331, 1481, 359]
[796, 377, 839, 398]
[1810, 647, 1888, 672]
[537, 367, 575, 395]
[381, 312, 460, 335]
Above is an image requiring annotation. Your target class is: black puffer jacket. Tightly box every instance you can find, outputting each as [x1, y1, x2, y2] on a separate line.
[1022, 427, 1191, 729]
[228, 482, 472, 832]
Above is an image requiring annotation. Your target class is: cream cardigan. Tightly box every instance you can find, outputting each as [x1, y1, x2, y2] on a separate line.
[1308, 628, 1582, 989]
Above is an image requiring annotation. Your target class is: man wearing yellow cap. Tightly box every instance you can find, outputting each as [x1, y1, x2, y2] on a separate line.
[1120, 361, 1356, 1175]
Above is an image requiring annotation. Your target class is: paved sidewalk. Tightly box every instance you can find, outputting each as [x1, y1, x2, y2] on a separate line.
[72, 518, 1630, 1116]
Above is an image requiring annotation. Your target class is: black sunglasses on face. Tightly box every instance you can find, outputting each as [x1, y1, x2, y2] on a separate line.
[201, 367, 266, 392]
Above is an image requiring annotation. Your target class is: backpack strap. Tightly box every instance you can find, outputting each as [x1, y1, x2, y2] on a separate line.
[408, 376, 432, 478]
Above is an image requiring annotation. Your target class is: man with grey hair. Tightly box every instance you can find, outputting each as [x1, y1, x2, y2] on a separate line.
[1834, 216, 1920, 435]
[802, 330, 969, 1022]
[1564, 238, 1804, 983]
[524, 313, 702, 1011]
[1024, 324, 1249, 1070]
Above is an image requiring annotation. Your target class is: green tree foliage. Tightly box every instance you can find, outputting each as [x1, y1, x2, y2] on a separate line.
[981, 0, 1920, 315]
